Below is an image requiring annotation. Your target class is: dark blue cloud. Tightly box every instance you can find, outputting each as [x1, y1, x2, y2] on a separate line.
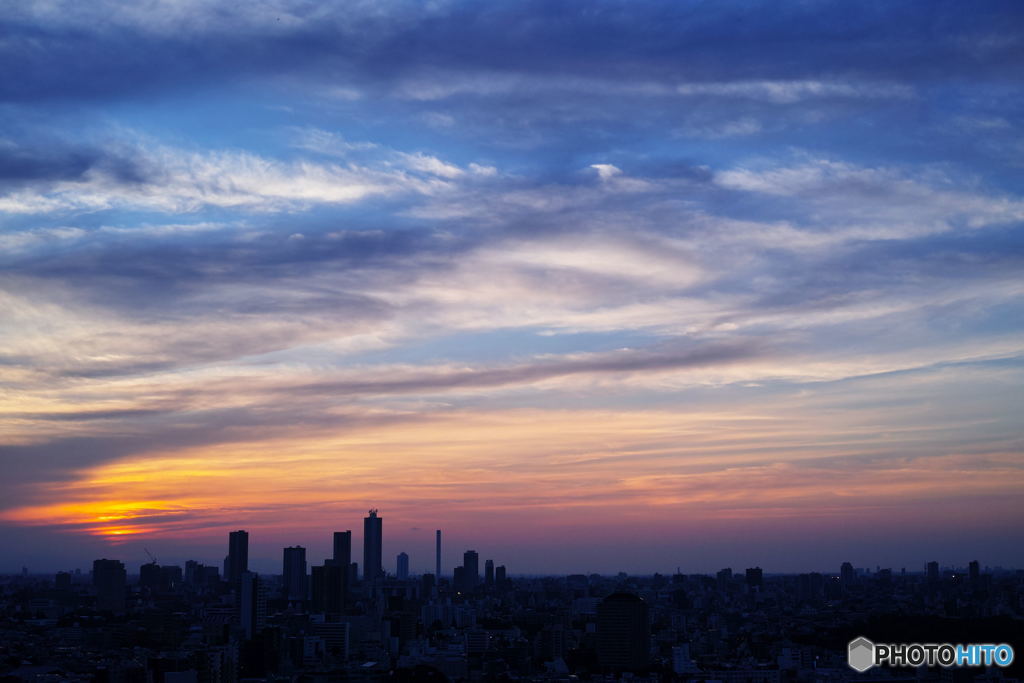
[0, 143, 146, 186]
[3, 1, 1022, 105]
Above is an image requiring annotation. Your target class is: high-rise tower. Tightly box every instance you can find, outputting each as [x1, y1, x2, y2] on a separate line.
[363, 509, 382, 581]
[92, 559, 126, 613]
[283, 546, 308, 602]
[239, 571, 266, 640]
[332, 531, 351, 568]
[463, 550, 479, 589]
[228, 530, 248, 588]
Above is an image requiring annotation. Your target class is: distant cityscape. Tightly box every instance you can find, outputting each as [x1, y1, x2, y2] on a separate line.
[2, 509, 1022, 681]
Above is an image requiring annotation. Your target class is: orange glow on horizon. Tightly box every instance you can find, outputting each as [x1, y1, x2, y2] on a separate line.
[4, 407, 1023, 545]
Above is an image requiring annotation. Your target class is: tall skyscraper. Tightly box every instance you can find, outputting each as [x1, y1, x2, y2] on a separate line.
[745, 566, 763, 589]
[239, 571, 266, 640]
[283, 546, 308, 602]
[397, 552, 409, 580]
[597, 592, 650, 671]
[92, 559, 126, 613]
[484, 559, 494, 586]
[463, 550, 479, 589]
[363, 509, 382, 581]
[228, 530, 248, 588]
[495, 565, 506, 585]
[332, 530, 351, 569]
[969, 559, 980, 585]
[435, 529, 442, 578]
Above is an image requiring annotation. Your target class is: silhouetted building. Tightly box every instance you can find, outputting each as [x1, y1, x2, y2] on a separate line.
[597, 592, 650, 671]
[485, 559, 494, 586]
[283, 546, 307, 602]
[453, 566, 466, 593]
[93, 559, 126, 613]
[228, 530, 248, 588]
[397, 552, 409, 580]
[717, 568, 732, 590]
[363, 510, 382, 581]
[840, 561, 855, 586]
[495, 565, 506, 585]
[55, 571, 71, 591]
[332, 530, 351, 569]
[463, 550, 479, 589]
[239, 571, 266, 640]
[927, 561, 940, 584]
[745, 566, 763, 589]
[969, 560, 980, 585]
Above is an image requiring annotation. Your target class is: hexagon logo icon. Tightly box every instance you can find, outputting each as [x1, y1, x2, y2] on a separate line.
[848, 637, 875, 672]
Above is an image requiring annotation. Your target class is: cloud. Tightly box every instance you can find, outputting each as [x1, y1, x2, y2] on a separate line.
[398, 152, 465, 179]
[675, 117, 763, 139]
[0, 142, 142, 186]
[590, 164, 621, 181]
[714, 157, 1024, 234]
[4, 1, 1021, 106]
[673, 80, 913, 104]
[0, 138, 467, 215]
[288, 127, 379, 156]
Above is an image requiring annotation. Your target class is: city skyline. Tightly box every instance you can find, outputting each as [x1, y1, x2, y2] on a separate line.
[8, 514, 1015, 578]
[2, 1, 1023, 574]
[9, 539, 1015, 680]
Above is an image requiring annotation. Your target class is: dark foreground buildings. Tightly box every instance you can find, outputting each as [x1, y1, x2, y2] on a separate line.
[3, 523, 1022, 682]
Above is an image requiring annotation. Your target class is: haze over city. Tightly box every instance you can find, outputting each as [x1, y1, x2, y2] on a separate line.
[2, 0, 1023, 575]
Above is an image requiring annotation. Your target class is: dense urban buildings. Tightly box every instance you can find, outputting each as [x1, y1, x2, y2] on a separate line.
[3, 512, 1021, 681]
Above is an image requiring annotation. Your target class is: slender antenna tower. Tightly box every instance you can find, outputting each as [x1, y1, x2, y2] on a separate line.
[436, 530, 442, 578]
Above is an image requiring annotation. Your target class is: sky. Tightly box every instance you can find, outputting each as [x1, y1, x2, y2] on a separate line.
[1, 0, 1023, 576]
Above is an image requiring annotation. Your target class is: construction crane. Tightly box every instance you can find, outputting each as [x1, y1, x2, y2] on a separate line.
[144, 548, 157, 565]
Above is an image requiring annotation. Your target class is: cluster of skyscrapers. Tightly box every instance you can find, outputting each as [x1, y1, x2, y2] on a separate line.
[220, 509, 506, 601]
